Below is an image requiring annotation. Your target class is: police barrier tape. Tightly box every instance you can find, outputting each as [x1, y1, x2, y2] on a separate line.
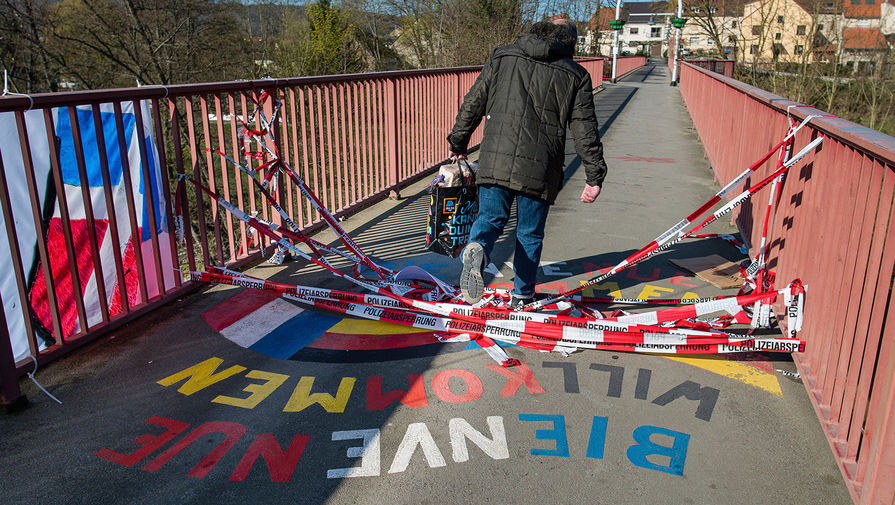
[217, 90, 390, 280]
[178, 175, 453, 301]
[743, 123, 794, 325]
[188, 199, 797, 359]
[524, 135, 824, 310]
[290, 291, 806, 355]
[205, 264, 803, 336]
[191, 269, 807, 356]
[206, 148, 358, 267]
[198, 267, 771, 336]
[183, 90, 817, 361]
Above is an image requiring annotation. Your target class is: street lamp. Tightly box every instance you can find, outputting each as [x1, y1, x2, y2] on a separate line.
[610, 0, 625, 83]
[670, 0, 687, 86]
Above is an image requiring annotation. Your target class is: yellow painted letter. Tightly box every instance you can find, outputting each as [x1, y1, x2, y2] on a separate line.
[586, 281, 622, 299]
[157, 357, 246, 396]
[637, 285, 674, 299]
[213, 370, 290, 409]
[284, 376, 356, 413]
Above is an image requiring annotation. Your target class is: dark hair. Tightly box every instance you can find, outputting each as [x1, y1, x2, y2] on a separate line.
[529, 20, 578, 46]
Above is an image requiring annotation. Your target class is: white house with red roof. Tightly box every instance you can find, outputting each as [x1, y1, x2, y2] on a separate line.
[839, 0, 893, 70]
[582, 0, 891, 72]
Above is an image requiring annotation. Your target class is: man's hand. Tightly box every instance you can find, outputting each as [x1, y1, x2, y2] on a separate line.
[450, 151, 467, 161]
[580, 184, 601, 203]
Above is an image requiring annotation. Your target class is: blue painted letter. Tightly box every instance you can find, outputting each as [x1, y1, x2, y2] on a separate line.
[626, 425, 689, 475]
[518, 414, 569, 457]
[585, 416, 608, 459]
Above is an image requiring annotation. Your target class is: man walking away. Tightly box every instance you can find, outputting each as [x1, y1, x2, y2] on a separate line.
[447, 17, 608, 307]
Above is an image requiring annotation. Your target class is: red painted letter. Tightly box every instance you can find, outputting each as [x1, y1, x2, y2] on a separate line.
[94, 416, 190, 467]
[538, 280, 569, 293]
[432, 369, 483, 403]
[230, 434, 310, 482]
[626, 265, 661, 281]
[142, 421, 247, 478]
[367, 374, 428, 410]
[485, 363, 546, 397]
[670, 273, 698, 288]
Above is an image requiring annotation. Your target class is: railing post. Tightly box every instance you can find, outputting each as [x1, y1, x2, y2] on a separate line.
[385, 77, 400, 199]
[454, 73, 461, 115]
[266, 89, 283, 227]
[861, 333, 895, 504]
[0, 290, 27, 411]
[452, 72, 462, 147]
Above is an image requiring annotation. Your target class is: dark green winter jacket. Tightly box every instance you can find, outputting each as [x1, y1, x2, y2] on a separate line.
[447, 33, 608, 204]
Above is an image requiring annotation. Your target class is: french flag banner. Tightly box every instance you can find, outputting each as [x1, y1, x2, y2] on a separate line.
[0, 101, 175, 363]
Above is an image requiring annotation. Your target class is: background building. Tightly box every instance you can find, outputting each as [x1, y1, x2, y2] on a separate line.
[582, 0, 892, 72]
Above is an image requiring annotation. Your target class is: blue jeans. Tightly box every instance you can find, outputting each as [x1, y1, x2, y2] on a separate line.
[467, 184, 550, 297]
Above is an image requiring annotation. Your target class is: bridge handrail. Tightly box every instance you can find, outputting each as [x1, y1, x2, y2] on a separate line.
[0, 67, 489, 397]
[679, 60, 895, 505]
[0, 58, 605, 405]
[605, 56, 647, 80]
[669, 58, 735, 78]
[0, 67, 485, 112]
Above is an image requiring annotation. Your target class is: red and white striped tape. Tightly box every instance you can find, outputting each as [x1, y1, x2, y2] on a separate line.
[525, 134, 823, 310]
[289, 292, 805, 355]
[197, 266, 799, 340]
[192, 268, 807, 355]
[182, 91, 817, 361]
[215, 89, 391, 280]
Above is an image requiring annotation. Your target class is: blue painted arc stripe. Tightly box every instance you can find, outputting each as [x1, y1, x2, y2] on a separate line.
[249, 311, 342, 359]
[463, 340, 517, 351]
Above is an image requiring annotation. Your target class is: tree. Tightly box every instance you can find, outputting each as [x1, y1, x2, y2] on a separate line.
[681, 0, 741, 57]
[270, 0, 364, 76]
[0, 0, 255, 91]
[851, 38, 894, 133]
[0, 0, 62, 91]
[739, 0, 783, 82]
[342, 0, 405, 70]
[384, 0, 540, 67]
[386, 0, 444, 67]
[304, 0, 364, 74]
[441, 0, 532, 65]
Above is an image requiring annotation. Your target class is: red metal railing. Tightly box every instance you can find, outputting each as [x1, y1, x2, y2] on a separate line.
[0, 68, 477, 401]
[617, 56, 647, 77]
[575, 57, 605, 88]
[602, 56, 646, 79]
[0, 59, 606, 406]
[684, 59, 734, 77]
[678, 61, 895, 505]
[668, 57, 735, 78]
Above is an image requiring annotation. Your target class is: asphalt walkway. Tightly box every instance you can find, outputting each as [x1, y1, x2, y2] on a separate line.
[0, 61, 851, 505]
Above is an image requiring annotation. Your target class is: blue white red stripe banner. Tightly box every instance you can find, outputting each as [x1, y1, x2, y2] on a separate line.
[0, 101, 175, 362]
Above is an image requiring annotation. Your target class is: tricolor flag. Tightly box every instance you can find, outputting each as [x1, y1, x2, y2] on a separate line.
[0, 101, 175, 363]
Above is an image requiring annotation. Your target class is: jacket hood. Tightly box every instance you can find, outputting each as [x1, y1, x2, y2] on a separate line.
[517, 33, 574, 60]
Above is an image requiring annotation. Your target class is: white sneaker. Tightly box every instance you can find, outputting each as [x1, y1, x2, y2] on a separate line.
[459, 243, 485, 304]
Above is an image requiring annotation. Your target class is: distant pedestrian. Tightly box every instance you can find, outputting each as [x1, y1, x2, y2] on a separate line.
[447, 17, 608, 307]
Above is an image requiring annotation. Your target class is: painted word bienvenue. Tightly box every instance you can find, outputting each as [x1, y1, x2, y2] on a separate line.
[156, 357, 720, 421]
[94, 414, 690, 481]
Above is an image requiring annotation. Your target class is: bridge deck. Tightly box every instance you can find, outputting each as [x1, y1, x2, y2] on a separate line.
[0, 61, 851, 505]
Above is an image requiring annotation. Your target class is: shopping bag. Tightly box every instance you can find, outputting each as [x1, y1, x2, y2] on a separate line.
[425, 163, 478, 258]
